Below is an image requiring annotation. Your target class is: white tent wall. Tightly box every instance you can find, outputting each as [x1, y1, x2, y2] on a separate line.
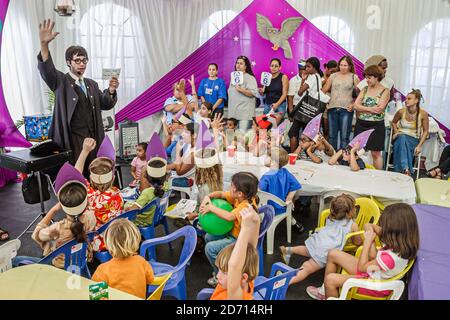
[2, 0, 450, 142]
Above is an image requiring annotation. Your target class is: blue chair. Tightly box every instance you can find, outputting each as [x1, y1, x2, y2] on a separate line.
[257, 205, 274, 276]
[140, 226, 197, 300]
[196, 262, 296, 300]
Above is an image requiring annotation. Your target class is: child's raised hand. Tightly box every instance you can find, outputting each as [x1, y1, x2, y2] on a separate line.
[82, 138, 96, 153]
[363, 229, 377, 243]
[240, 205, 260, 230]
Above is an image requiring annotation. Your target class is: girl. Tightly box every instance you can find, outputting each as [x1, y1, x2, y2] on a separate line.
[200, 172, 259, 286]
[351, 66, 390, 170]
[259, 58, 289, 125]
[92, 219, 155, 299]
[12, 163, 96, 268]
[279, 194, 361, 285]
[198, 63, 227, 118]
[125, 134, 169, 227]
[322, 56, 361, 150]
[211, 206, 260, 300]
[328, 143, 365, 172]
[245, 116, 273, 157]
[392, 89, 429, 176]
[76, 137, 124, 252]
[195, 101, 213, 128]
[130, 142, 148, 187]
[227, 56, 259, 132]
[307, 203, 420, 300]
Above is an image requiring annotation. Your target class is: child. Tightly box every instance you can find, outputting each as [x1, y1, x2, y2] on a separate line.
[210, 206, 260, 300]
[12, 163, 96, 268]
[130, 142, 148, 187]
[92, 219, 155, 299]
[245, 116, 272, 157]
[199, 172, 259, 286]
[225, 117, 244, 151]
[125, 133, 169, 227]
[163, 108, 192, 162]
[279, 194, 361, 285]
[259, 147, 304, 232]
[195, 101, 213, 127]
[306, 203, 420, 300]
[76, 137, 124, 252]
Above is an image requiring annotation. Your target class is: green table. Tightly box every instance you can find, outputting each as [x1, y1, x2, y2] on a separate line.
[415, 178, 450, 208]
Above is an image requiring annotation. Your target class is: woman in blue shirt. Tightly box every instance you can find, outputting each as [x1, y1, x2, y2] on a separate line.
[198, 63, 227, 118]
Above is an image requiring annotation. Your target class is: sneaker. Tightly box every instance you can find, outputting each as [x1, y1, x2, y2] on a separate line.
[207, 275, 218, 287]
[306, 286, 326, 300]
[293, 222, 305, 233]
[279, 246, 292, 265]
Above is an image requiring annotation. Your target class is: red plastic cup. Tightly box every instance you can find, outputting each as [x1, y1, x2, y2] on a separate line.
[227, 145, 236, 158]
[289, 153, 297, 165]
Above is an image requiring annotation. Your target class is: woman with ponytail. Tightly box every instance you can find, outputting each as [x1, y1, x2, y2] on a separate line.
[391, 89, 429, 176]
[12, 163, 96, 268]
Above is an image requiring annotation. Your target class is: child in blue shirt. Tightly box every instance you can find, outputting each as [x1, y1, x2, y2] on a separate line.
[259, 147, 304, 232]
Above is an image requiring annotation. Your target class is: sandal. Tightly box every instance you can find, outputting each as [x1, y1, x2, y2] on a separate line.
[427, 168, 442, 179]
[279, 246, 292, 265]
[0, 228, 10, 242]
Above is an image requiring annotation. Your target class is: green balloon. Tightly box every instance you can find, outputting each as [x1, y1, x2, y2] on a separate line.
[199, 198, 234, 236]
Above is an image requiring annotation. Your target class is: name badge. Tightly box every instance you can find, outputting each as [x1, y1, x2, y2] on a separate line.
[205, 88, 213, 95]
[261, 72, 272, 87]
[230, 71, 244, 86]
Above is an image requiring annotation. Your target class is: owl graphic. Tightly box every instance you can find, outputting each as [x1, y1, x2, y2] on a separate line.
[256, 13, 304, 59]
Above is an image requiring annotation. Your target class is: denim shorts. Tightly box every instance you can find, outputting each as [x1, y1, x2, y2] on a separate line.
[264, 101, 287, 116]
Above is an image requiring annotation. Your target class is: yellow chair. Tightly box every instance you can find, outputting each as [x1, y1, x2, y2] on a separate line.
[147, 273, 172, 300]
[365, 164, 376, 170]
[340, 246, 415, 300]
[370, 195, 386, 212]
[317, 197, 381, 253]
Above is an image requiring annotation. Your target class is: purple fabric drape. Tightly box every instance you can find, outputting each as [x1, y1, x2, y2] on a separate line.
[409, 204, 450, 300]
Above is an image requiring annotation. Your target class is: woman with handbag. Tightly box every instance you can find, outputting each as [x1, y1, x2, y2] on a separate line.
[351, 66, 390, 170]
[322, 56, 360, 151]
[288, 57, 327, 153]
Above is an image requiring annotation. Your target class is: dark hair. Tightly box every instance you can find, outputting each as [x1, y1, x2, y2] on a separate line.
[338, 56, 355, 74]
[65, 46, 88, 63]
[231, 172, 259, 211]
[209, 63, 218, 70]
[186, 122, 199, 136]
[227, 118, 238, 126]
[145, 159, 167, 198]
[329, 194, 356, 221]
[270, 58, 282, 67]
[364, 65, 383, 81]
[59, 183, 88, 243]
[235, 56, 255, 77]
[202, 102, 213, 111]
[324, 60, 338, 69]
[379, 203, 420, 260]
[409, 89, 423, 135]
[138, 142, 148, 152]
[306, 57, 324, 77]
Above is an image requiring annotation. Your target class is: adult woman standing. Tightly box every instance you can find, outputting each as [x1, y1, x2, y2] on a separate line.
[352, 66, 390, 170]
[198, 63, 227, 118]
[322, 56, 360, 150]
[259, 58, 289, 125]
[227, 56, 258, 132]
[358, 55, 395, 100]
[392, 89, 429, 176]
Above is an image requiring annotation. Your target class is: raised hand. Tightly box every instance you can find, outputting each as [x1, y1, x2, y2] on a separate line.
[39, 19, 60, 45]
[82, 138, 96, 153]
[177, 79, 186, 93]
[240, 205, 260, 230]
[211, 113, 225, 131]
[188, 75, 195, 88]
[109, 77, 120, 93]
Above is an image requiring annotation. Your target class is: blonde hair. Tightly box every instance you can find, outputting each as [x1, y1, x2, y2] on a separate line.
[104, 219, 141, 259]
[195, 149, 223, 192]
[89, 158, 114, 192]
[270, 147, 289, 169]
[215, 243, 259, 281]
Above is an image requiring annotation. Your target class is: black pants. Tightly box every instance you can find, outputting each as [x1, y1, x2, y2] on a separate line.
[439, 145, 450, 175]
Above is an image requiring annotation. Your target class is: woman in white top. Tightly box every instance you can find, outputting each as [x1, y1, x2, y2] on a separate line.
[227, 56, 259, 132]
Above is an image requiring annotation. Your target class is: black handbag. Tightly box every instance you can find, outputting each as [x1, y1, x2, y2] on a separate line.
[290, 74, 327, 124]
[352, 74, 359, 99]
[22, 173, 51, 204]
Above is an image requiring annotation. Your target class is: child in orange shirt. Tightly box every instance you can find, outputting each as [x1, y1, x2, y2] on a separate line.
[92, 219, 154, 299]
[199, 172, 259, 286]
[210, 206, 260, 300]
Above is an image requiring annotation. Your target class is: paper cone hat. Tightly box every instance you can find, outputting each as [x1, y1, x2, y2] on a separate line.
[302, 113, 322, 141]
[194, 121, 219, 168]
[173, 106, 192, 125]
[90, 136, 115, 185]
[277, 120, 288, 135]
[349, 129, 375, 151]
[54, 162, 88, 216]
[146, 133, 168, 178]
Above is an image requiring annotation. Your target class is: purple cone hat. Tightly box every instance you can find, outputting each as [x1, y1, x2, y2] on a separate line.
[54, 162, 88, 216]
[90, 136, 115, 185]
[349, 129, 375, 151]
[277, 120, 288, 135]
[303, 113, 322, 141]
[195, 121, 219, 168]
[146, 133, 168, 178]
[173, 106, 192, 125]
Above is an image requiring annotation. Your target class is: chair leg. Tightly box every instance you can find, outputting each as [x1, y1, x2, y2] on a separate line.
[162, 219, 173, 251]
[266, 225, 275, 255]
[286, 212, 292, 244]
[317, 196, 324, 227]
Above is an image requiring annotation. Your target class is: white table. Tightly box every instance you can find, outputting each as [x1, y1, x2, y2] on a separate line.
[220, 152, 416, 206]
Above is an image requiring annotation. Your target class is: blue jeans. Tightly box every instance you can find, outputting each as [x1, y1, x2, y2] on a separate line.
[204, 233, 236, 274]
[12, 256, 41, 268]
[171, 177, 192, 187]
[263, 101, 287, 116]
[393, 134, 419, 173]
[328, 108, 354, 150]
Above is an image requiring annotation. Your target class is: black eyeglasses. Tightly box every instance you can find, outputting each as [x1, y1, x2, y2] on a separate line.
[72, 58, 89, 65]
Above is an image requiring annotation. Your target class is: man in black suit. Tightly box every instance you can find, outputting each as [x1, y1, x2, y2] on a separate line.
[37, 19, 119, 177]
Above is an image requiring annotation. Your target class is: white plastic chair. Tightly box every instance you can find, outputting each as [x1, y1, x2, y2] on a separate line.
[327, 279, 405, 300]
[0, 239, 21, 273]
[168, 177, 192, 199]
[317, 190, 361, 227]
[258, 190, 293, 255]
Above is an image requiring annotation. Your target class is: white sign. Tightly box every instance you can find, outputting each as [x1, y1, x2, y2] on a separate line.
[71, 243, 83, 254]
[260, 72, 272, 87]
[164, 199, 198, 219]
[102, 68, 121, 80]
[230, 71, 244, 86]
